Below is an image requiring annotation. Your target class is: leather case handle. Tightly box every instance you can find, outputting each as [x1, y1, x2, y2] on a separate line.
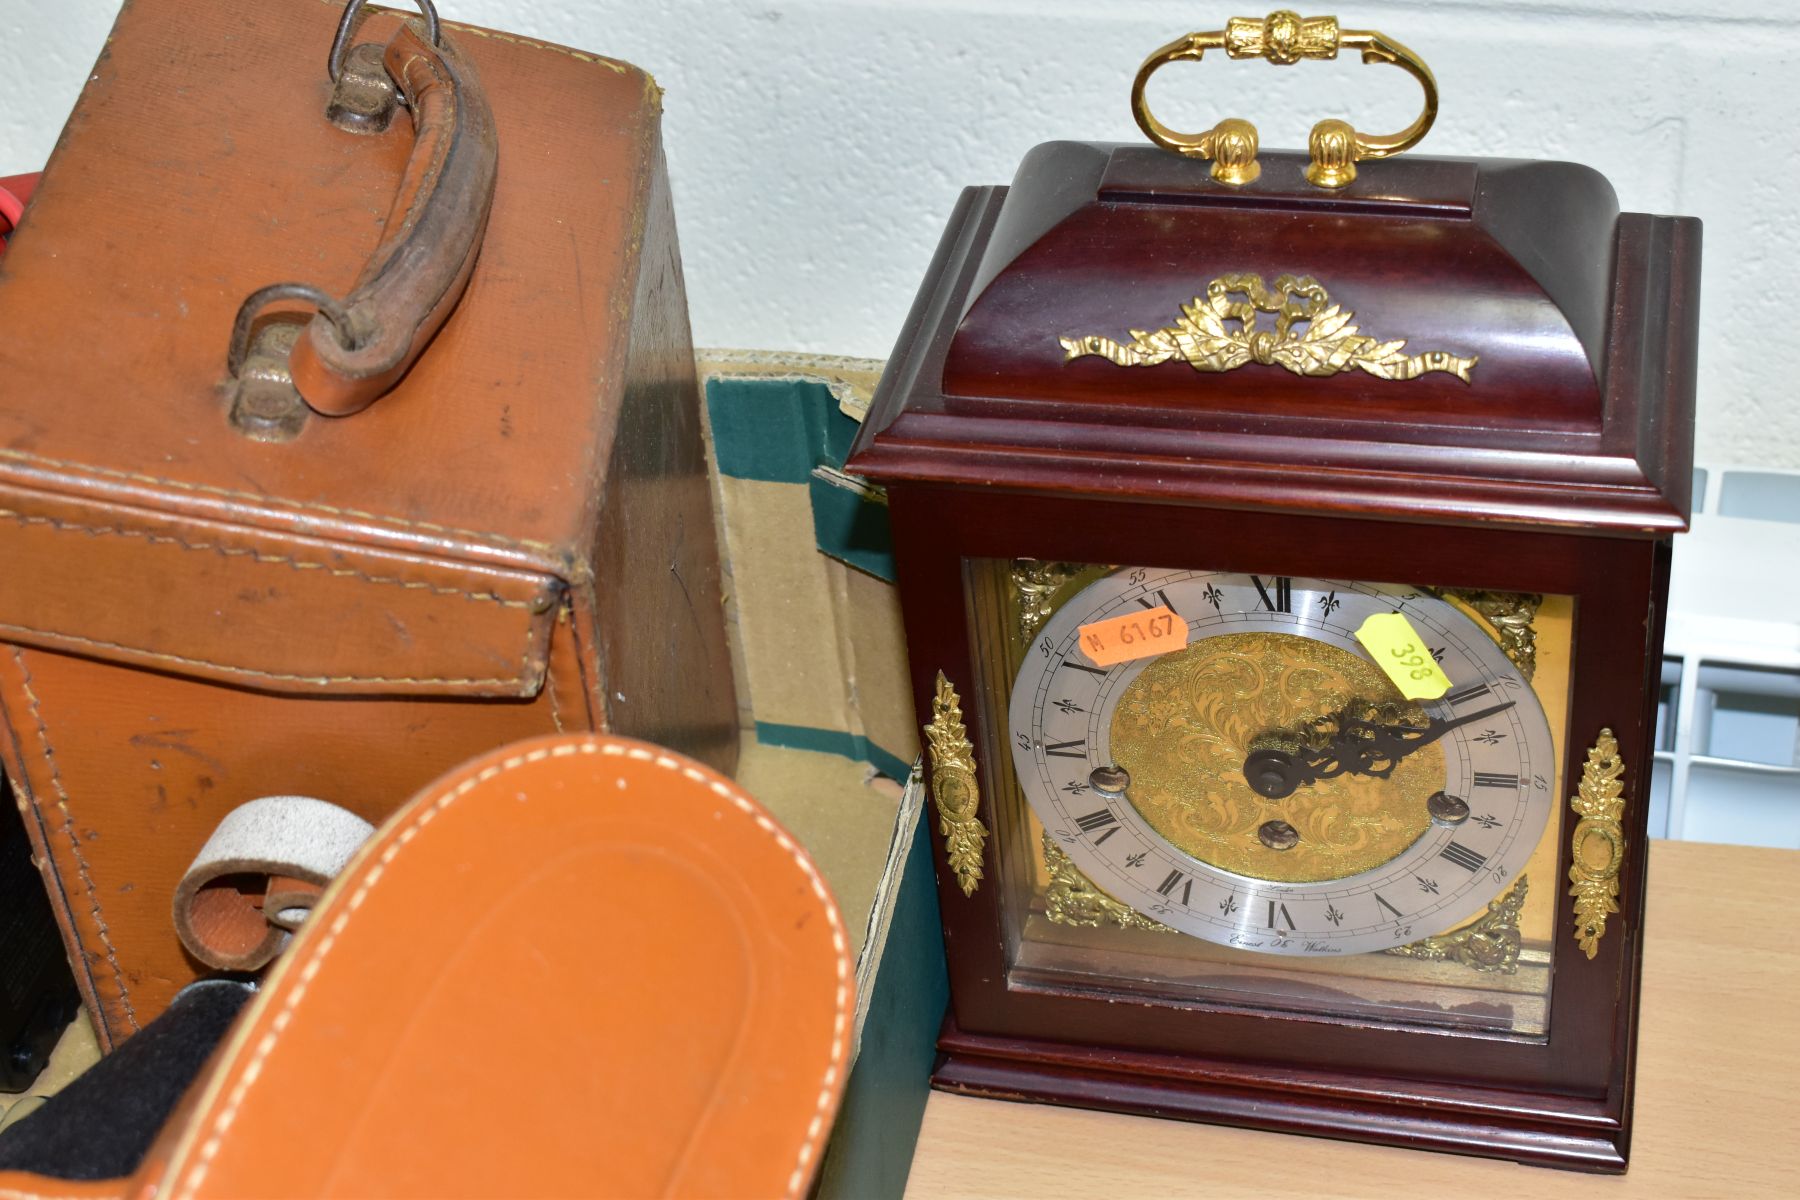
[227, 2, 498, 421]
[294, 14, 498, 415]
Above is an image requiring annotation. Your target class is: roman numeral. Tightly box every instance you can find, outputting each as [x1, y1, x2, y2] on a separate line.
[1043, 739, 1086, 759]
[1446, 683, 1493, 707]
[1250, 576, 1292, 613]
[1472, 772, 1519, 789]
[1060, 661, 1109, 677]
[1374, 892, 1405, 921]
[1156, 870, 1193, 905]
[1439, 841, 1489, 872]
[1136, 589, 1178, 616]
[1265, 900, 1296, 930]
[1074, 809, 1119, 844]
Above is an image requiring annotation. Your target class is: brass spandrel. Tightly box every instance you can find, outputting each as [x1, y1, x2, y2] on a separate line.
[1384, 876, 1528, 973]
[1010, 559, 1084, 645]
[1443, 589, 1543, 682]
[1042, 832, 1174, 933]
[1109, 631, 1440, 883]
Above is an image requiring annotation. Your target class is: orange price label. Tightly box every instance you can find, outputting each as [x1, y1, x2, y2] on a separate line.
[1076, 606, 1187, 668]
[1354, 612, 1453, 701]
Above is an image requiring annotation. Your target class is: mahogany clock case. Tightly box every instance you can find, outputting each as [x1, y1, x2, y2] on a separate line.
[847, 144, 1700, 1172]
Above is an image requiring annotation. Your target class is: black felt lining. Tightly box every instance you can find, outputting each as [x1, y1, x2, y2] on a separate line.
[0, 978, 253, 1180]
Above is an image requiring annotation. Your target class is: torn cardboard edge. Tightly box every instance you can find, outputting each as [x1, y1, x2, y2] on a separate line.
[697, 348, 886, 423]
[851, 761, 924, 1055]
[816, 760, 946, 1200]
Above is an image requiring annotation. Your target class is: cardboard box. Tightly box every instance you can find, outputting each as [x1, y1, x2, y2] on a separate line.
[700, 351, 944, 1197]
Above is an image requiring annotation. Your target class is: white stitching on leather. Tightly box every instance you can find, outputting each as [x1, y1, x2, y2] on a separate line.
[0, 622, 537, 692]
[0, 447, 561, 555]
[545, 656, 566, 734]
[169, 738, 850, 1200]
[11, 648, 140, 1033]
[0, 506, 540, 609]
[545, 605, 571, 735]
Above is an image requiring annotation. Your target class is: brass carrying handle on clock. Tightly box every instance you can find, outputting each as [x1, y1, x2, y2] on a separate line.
[1130, 9, 1438, 189]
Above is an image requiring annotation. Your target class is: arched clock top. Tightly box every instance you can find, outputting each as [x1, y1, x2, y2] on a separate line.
[848, 141, 1694, 537]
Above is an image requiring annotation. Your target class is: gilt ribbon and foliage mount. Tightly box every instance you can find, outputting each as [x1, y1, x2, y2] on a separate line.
[1060, 273, 1478, 384]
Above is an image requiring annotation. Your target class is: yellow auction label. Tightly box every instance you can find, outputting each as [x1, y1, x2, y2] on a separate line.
[1354, 612, 1453, 701]
[1077, 606, 1186, 667]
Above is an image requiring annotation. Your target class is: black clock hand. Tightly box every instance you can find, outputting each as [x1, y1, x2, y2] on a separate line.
[1339, 694, 1519, 770]
[1243, 699, 1516, 800]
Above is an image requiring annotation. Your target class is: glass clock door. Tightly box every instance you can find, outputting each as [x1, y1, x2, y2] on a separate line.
[966, 558, 1576, 1038]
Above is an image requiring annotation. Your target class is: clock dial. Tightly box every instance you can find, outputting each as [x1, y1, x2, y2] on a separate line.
[1008, 568, 1556, 956]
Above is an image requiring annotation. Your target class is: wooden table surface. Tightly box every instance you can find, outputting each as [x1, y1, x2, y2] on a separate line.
[906, 840, 1798, 1199]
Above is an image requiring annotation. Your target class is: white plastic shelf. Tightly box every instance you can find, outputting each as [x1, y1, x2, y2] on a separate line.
[1654, 465, 1800, 848]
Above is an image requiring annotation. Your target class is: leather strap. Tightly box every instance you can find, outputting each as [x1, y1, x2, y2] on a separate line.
[171, 797, 374, 972]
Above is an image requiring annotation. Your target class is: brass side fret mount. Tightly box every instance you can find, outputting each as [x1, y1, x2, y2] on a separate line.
[925, 672, 987, 896]
[1568, 729, 1627, 958]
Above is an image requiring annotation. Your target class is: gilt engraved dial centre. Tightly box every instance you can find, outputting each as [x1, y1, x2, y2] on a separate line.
[1110, 631, 1439, 884]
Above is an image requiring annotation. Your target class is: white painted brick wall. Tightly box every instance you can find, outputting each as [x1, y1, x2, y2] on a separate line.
[3, 1, 1795, 467]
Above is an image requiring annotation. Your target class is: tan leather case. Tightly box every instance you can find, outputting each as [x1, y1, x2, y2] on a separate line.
[0, 735, 852, 1198]
[0, 0, 736, 1047]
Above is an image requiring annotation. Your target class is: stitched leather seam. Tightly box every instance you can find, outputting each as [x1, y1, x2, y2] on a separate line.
[0, 448, 561, 556]
[545, 665, 565, 736]
[2, 768, 100, 1045]
[0, 506, 539, 610]
[170, 739, 850, 1200]
[381, 46, 457, 262]
[11, 648, 140, 1033]
[444, 24, 629, 73]
[567, 583, 604, 732]
[0, 622, 535, 690]
[546, 608, 568, 734]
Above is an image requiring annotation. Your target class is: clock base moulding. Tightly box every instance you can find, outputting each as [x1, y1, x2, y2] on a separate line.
[932, 1017, 1632, 1173]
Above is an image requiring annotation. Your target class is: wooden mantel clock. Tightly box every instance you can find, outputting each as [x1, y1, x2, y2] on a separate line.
[846, 10, 1699, 1173]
